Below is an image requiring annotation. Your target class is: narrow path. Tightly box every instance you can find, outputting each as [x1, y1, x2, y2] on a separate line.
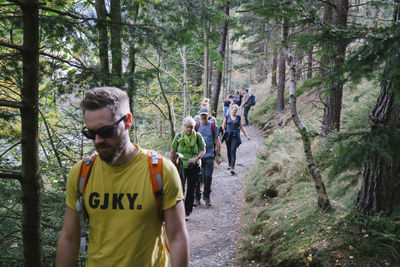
[186, 125, 264, 266]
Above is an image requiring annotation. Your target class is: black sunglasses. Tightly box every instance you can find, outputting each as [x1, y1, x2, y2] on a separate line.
[81, 115, 126, 140]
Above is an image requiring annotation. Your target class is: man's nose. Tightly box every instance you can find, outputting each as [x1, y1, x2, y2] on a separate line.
[93, 134, 105, 144]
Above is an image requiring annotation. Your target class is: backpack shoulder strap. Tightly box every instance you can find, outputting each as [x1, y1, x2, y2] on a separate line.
[194, 122, 200, 131]
[76, 154, 97, 252]
[211, 123, 215, 136]
[147, 150, 164, 222]
[77, 154, 97, 217]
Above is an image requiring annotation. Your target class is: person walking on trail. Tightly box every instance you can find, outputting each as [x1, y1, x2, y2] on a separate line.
[56, 87, 189, 267]
[241, 89, 251, 126]
[170, 117, 206, 221]
[232, 90, 242, 107]
[223, 95, 233, 118]
[194, 98, 216, 124]
[193, 107, 222, 207]
[221, 104, 251, 175]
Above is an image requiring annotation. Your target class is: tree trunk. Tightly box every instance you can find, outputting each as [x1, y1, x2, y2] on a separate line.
[263, 39, 269, 81]
[355, 0, 400, 215]
[127, 1, 140, 112]
[307, 49, 313, 79]
[321, 0, 349, 135]
[95, 0, 109, 85]
[179, 46, 189, 117]
[211, 1, 230, 116]
[286, 48, 330, 210]
[21, 0, 42, 265]
[110, 0, 122, 87]
[271, 47, 278, 92]
[203, 0, 210, 99]
[276, 17, 288, 113]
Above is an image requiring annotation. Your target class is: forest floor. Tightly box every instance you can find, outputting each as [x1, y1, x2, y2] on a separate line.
[186, 124, 264, 266]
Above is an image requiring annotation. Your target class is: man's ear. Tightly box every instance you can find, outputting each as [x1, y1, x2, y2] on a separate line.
[125, 113, 133, 130]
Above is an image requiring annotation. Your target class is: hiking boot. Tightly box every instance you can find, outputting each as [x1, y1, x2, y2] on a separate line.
[185, 213, 190, 221]
[193, 199, 197, 207]
[231, 169, 235, 175]
[205, 198, 212, 207]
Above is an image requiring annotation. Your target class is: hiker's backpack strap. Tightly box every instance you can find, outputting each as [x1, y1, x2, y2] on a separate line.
[147, 150, 164, 222]
[76, 154, 97, 251]
[195, 122, 200, 131]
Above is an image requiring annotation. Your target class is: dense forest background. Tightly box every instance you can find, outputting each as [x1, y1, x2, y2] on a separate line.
[1, 0, 399, 266]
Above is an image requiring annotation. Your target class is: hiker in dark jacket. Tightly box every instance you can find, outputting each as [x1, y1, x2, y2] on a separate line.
[222, 104, 250, 175]
[170, 116, 206, 221]
[193, 106, 221, 207]
[240, 89, 251, 126]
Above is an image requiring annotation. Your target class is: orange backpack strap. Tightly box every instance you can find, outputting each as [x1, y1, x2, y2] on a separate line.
[76, 154, 97, 251]
[147, 150, 164, 222]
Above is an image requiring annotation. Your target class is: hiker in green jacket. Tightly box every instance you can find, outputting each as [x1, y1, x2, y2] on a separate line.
[170, 116, 206, 221]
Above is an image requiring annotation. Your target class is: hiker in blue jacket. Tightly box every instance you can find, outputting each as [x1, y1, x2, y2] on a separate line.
[194, 106, 221, 206]
[222, 104, 250, 175]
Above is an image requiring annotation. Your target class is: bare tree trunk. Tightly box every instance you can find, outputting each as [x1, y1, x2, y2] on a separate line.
[110, 0, 122, 87]
[211, 1, 230, 116]
[271, 47, 278, 92]
[203, 0, 210, 99]
[355, 0, 400, 215]
[263, 38, 269, 81]
[321, 0, 349, 135]
[179, 46, 189, 117]
[307, 49, 313, 79]
[21, 0, 42, 265]
[127, 1, 140, 111]
[95, 0, 109, 85]
[286, 48, 330, 210]
[276, 17, 288, 113]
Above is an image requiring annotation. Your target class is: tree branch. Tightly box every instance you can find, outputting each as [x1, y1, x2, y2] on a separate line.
[0, 169, 22, 180]
[0, 40, 23, 51]
[0, 99, 23, 109]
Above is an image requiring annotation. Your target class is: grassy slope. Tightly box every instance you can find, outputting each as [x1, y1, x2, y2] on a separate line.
[238, 80, 400, 266]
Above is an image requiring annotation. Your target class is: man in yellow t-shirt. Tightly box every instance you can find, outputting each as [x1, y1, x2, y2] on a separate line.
[56, 87, 189, 267]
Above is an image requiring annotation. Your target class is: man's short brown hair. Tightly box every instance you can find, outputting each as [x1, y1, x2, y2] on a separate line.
[80, 87, 130, 118]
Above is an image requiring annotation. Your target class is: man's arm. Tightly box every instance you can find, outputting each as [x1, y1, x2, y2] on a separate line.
[164, 200, 189, 267]
[56, 207, 81, 267]
[214, 137, 221, 165]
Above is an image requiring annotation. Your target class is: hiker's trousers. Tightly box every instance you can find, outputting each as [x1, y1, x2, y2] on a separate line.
[226, 136, 241, 169]
[184, 164, 200, 215]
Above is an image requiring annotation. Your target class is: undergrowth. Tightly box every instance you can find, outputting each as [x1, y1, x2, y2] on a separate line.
[238, 80, 400, 266]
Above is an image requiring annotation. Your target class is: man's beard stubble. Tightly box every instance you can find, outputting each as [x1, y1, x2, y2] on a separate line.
[96, 137, 127, 164]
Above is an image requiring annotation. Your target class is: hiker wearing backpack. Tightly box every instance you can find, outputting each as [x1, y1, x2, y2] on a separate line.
[241, 89, 252, 126]
[193, 106, 221, 207]
[194, 98, 216, 124]
[170, 116, 206, 221]
[56, 87, 189, 267]
[221, 104, 251, 175]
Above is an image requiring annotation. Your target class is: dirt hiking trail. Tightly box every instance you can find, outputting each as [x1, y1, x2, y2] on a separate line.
[186, 125, 264, 266]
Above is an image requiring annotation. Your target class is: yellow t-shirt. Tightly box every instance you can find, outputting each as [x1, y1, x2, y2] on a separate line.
[66, 145, 184, 267]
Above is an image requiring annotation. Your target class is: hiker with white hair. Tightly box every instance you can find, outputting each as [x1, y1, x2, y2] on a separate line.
[170, 116, 206, 221]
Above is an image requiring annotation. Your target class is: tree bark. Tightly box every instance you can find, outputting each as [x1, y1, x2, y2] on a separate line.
[127, 1, 140, 112]
[203, 0, 210, 99]
[286, 48, 330, 210]
[355, 0, 400, 215]
[110, 0, 122, 87]
[321, 0, 349, 135]
[276, 17, 288, 113]
[211, 1, 230, 116]
[271, 47, 278, 92]
[20, 0, 42, 265]
[95, 0, 109, 85]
